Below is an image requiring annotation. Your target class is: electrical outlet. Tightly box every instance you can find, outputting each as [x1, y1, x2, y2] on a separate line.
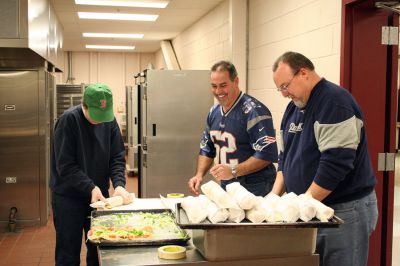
[5, 177, 17, 183]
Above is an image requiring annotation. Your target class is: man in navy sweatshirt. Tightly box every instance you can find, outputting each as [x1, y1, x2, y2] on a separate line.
[271, 51, 378, 266]
[50, 83, 132, 266]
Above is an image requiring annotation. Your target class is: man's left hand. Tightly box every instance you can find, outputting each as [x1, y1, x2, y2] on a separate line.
[210, 164, 234, 181]
[113, 186, 134, 204]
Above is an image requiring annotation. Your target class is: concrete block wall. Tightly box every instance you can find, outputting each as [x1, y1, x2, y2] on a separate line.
[248, 0, 341, 149]
[154, 0, 231, 71]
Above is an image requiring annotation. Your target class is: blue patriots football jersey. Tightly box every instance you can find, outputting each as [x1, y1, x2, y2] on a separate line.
[199, 92, 278, 195]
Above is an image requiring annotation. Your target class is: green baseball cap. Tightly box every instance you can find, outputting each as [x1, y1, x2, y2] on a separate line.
[83, 83, 114, 123]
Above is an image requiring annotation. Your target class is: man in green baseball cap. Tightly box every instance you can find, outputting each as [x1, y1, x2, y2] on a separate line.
[83, 83, 114, 123]
[50, 83, 133, 266]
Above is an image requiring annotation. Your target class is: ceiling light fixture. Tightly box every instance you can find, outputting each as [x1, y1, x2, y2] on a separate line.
[78, 12, 158, 21]
[83, 33, 144, 39]
[75, 0, 169, 8]
[86, 45, 135, 50]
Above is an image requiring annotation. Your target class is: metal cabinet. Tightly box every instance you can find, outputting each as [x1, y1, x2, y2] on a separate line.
[136, 70, 213, 198]
[0, 69, 51, 226]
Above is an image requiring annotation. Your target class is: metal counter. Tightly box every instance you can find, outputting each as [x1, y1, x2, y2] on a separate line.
[96, 198, 319, 266]
[98, 244, 319, 266]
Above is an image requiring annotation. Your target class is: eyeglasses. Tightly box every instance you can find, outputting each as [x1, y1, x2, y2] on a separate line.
[277, 70, 299, 92]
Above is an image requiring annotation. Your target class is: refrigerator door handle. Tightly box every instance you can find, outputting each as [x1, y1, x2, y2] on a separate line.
[152, 124, 157, 136]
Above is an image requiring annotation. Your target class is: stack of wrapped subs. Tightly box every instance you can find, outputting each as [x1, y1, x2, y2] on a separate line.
[180, 180, 334, 224]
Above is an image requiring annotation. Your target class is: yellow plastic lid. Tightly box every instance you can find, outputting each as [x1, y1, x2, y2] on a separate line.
[166, 193, 184, 198]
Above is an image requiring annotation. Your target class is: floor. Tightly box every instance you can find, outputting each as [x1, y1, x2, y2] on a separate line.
[0, 175, 138, 266]
[0, 166, 399, 265]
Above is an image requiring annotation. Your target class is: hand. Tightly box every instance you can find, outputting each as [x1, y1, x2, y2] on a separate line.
[113, 186, 133, 204]
[188, 176, 202, 195]
[91, 186, 106, 203]
[210, 164, 233, 181]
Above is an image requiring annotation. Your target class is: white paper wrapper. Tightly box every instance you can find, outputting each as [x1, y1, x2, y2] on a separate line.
[201, 181, 237, 209]
[198, 195, 229, 223]
[90, 195, 132, 210]
[245, 197, 266, 223]
[226, 182, 257, 210]
[227, 206, 245, 223]
[308, 197, 334, 222]
[297, 194, 317, 222]
[181, 196, 208, 223]
[262, 193, 283, 222]
[277, 193, 300, 223]
[263, 193, 281, 206]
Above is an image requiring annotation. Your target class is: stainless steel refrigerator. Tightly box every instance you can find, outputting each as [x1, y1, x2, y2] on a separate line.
[135, 70, 213, 198]
[126, 85, 139, 175]
[0, 69, 52, 226]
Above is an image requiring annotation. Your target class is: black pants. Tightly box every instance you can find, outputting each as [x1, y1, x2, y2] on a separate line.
[52, 193, 99, 266]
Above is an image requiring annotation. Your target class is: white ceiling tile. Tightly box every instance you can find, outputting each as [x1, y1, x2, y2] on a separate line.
[52, 0, 224, 52]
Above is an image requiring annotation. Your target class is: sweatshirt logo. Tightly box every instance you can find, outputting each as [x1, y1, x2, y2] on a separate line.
[288, 122, 303, 133]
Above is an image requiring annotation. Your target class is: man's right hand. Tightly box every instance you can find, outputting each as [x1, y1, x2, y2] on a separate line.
[188, 176, 202, 195]
[91, 186, 106, 203]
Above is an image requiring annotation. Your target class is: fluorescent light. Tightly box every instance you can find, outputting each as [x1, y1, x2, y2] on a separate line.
[83, 33, 144, 39]
[78, 12, 158, 21]
[86, 45, 135, 50]
[75, 0, 169, 8]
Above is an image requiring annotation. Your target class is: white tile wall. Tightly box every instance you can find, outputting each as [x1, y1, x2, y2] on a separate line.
[248, 0, 341, 150]
[171, 0, 231, 70]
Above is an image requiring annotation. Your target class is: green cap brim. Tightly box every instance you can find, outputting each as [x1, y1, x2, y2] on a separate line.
[88, 106, 114, 123]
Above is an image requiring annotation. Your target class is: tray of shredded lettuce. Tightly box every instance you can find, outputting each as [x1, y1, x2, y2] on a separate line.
[89, 209, 190, 246]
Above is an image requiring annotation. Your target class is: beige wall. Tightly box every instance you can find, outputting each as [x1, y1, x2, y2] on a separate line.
[155, 0, 247, 87]
[154, 48, 166, 70]
[169, 0, 231, 70]
[56, 51, 155, 125]
[248, 0, 341, 148]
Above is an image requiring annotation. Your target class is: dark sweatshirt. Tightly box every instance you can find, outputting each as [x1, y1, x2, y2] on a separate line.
[278, 79, 376, 205]
[50, 105, 126, 199]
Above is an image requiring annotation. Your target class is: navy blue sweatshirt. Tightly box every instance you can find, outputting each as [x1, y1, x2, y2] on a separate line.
[278, 79, 376, 205]
[50, 105, 126, 199]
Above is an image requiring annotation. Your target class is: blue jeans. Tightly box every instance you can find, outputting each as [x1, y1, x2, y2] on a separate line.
[316, 190, 378, 266]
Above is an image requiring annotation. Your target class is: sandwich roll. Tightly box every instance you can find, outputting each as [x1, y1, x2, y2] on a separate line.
[104, 196, 124, 209]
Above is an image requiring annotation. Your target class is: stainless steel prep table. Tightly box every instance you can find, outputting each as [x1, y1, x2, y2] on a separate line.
[98, 244, 319, 266]
[96, 198, 320, 266]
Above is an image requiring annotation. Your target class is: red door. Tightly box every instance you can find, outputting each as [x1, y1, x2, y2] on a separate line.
[341, 0, 397, 265]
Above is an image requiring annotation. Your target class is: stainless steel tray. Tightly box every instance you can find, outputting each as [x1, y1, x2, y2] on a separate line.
[89, 209, 190, 246]
[175, 203, 343, 229]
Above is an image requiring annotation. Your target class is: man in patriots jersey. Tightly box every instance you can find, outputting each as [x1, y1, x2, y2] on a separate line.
[271, 52, 377, 266]
[188, 61, 278, 197]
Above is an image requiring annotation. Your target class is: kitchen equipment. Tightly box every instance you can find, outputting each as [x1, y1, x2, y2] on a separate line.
[134, 70, 213, 198]
[55, 84, 84, 119]
[125, 85, 139, 174]
[0, 69, 52, 226]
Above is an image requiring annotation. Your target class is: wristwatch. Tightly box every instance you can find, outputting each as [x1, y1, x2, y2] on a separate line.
[231, 164, 238, 179]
